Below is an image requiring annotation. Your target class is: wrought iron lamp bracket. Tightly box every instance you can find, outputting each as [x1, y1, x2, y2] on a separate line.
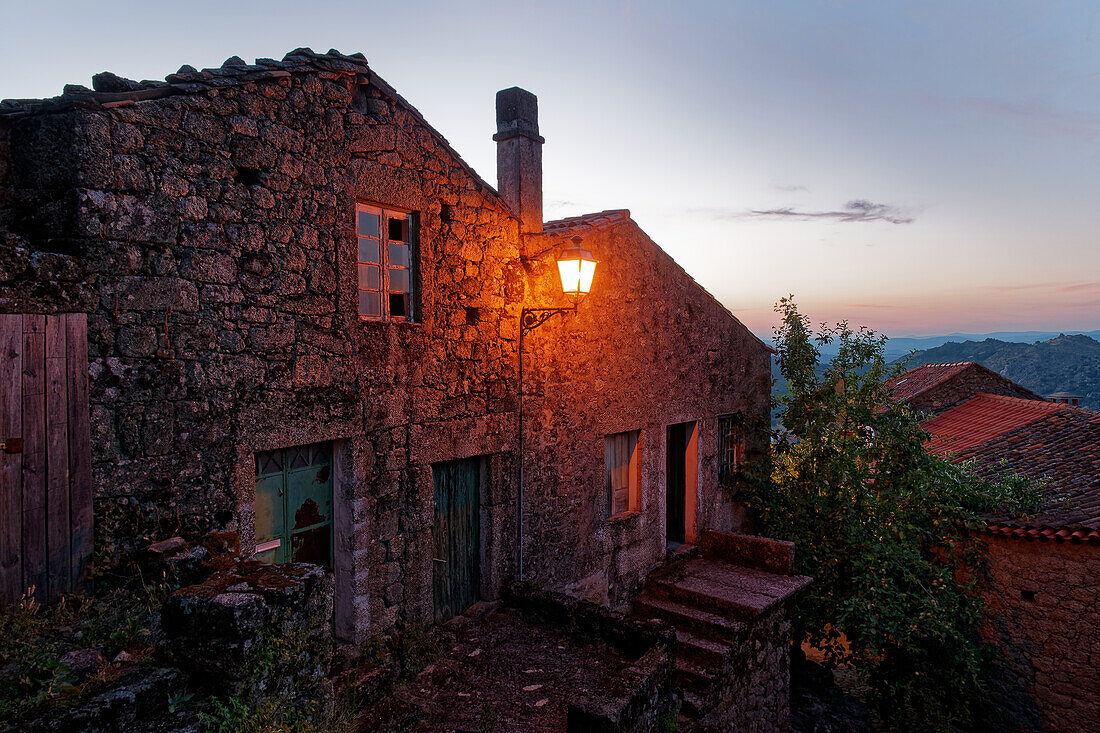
[520, 304, 577, 335]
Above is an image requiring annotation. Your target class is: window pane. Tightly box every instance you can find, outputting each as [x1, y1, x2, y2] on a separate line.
[389, 292, 408, 318]
[359, 291, 381, 317]
[358, 238, 380, 263]
[357, 210, 380, 237]
[359, 264, 381, 290]
[388, 216, 407, 242]
[388, 267, 409, 293]
[388, 242, 408, 267]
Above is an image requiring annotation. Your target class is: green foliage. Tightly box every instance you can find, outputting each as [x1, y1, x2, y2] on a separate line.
[168, 689, 195, 713]
[199, 695, 317, 733]
[747, 297, 1041, 729]
[0, 584, 166, 718]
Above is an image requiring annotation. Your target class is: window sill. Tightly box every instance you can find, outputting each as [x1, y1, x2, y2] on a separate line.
[607, 510, 642, 526]
[358, 316, 423, 328]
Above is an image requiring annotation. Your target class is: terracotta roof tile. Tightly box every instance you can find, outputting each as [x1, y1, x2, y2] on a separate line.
[921, 393, 1069, 454]
[922, 396, 1100, 531]
[886, 362, 974, 403]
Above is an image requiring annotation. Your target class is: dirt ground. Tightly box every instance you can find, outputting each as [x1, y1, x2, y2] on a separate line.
[356, 603, 648, 732]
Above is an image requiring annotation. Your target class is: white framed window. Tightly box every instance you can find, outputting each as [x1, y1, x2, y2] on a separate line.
[356, 202, 416, 321]
[605, 430, 642, 517]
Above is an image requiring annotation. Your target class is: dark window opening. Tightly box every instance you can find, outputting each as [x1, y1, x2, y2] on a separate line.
[389, 293, 407, 318]
[234, 166, 263, 186]
[351, 84, 371, 114]
[465, 307, 480, 325]
[1021, 590, 1036, 602]
[389, 216, 407, 242]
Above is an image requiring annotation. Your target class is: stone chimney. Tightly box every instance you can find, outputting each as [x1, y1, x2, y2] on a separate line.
[494, 87, 544, 234]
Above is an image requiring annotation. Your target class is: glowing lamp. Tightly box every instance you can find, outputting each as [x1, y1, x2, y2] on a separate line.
[556, 235, 598, 295]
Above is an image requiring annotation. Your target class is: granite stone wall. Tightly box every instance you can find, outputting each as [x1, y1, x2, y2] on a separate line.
[980, 535, 1100, 731]
[519, 215, 771, 610]
[0, 50, 524, 640]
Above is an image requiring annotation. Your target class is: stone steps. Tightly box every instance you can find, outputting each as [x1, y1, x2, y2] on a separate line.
[632, 552, 812, 725]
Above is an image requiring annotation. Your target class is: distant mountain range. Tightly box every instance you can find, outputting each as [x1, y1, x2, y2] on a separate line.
[769, 330, 1100, 413]
[883, 330, 1100, 363]
[900, 334, 1100, 410]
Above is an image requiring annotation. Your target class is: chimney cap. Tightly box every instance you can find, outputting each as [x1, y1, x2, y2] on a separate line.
[493, 86, 544, 143]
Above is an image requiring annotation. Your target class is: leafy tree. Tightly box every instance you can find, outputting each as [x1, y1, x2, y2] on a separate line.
[748, 297, 1040, 729]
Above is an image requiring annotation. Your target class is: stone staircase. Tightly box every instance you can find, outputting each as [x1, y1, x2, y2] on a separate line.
[632, 531, 812, 730]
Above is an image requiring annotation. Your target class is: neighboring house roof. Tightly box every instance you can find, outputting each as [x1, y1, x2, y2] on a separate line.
[887, 361, 1045, 413]
[888, 362, 974, 403]
[921, 393, 1100, 543]
[922, 393, 1069, 455]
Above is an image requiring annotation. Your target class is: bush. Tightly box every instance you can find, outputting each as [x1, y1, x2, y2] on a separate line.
[747, 298, 1040, 729]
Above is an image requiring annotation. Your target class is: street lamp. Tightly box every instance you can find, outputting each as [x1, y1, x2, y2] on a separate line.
[517, 235, 597, 581]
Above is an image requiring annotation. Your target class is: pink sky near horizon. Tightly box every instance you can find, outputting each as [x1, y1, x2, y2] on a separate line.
[3, 1, 1099, 339]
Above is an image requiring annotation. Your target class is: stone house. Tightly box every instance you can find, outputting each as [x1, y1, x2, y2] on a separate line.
[889, 365, 1100, 731]
[0, 48, 773, 650]
[887, 360, 1044, 416]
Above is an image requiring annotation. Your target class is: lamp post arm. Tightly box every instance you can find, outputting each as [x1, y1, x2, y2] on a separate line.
[520, 304, 578, 335]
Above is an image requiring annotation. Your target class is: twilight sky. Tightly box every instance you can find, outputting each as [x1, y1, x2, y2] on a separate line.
[3, 0, 1099, 337]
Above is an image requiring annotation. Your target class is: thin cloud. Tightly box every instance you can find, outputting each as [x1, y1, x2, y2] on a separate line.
[1059, 282, 1100, 294]
[960, 97, 1100, 140]
[775, 184, 808, 192]
[735, 199, 915, 225]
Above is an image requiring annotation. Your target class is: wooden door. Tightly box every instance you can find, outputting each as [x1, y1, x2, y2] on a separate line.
[432, 457, 481, 623]
[254, 442, 333, 566]
[0, 313, 92, 606]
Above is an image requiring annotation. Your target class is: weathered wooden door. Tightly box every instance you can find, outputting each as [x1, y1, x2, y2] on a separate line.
[432, 458, 481, 623]
[0, 313, 93, 606]
[254, 442, 333, 566]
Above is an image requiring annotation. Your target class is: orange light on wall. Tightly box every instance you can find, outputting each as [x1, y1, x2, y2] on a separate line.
[556, 235, 598, 295]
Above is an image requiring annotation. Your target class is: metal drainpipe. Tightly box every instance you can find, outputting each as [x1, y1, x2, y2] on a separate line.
[518, 321, 525, 582]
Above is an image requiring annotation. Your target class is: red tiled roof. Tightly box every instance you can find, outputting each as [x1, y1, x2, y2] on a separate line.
[886, 362, 974, 403]
[923, 396, 1100, 533]
[543, 209, 631, 234]
[922, 393, 1069, 454]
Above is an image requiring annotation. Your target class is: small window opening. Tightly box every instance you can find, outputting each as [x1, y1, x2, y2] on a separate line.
[1021, 590, 1036, 602]
[389, 293, 407, 318]
[351, 84, 371, 114]
[234, 166, 262, 186]
[389, 216, 407, 242]
[465, 307, 480, 325]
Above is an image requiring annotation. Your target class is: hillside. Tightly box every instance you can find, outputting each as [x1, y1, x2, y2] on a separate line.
[902, 334, 1100, 410]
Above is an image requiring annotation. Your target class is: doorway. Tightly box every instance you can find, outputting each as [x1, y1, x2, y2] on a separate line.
[432, 457, 482, 623]
[666, 421, 699, 547]
[254, 441, 334, 566]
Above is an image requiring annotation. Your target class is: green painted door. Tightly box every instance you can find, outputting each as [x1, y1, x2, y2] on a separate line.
[432, 458, 481, 623]
[254, 442, 333, 566]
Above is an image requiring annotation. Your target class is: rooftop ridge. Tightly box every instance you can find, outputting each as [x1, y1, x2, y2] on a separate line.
[0, 46, 505, 205]
[544, 209, 774, 355]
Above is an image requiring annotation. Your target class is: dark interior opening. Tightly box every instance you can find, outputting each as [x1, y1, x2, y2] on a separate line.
[234, 166, 263, 186]
[465, 307, 480, 325]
